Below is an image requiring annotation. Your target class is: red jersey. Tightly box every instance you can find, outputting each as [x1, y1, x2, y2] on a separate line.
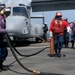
[49, 18, 69, 35]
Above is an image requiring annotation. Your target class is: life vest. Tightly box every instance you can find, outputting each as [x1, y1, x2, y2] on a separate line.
[52, 19, 64, 34]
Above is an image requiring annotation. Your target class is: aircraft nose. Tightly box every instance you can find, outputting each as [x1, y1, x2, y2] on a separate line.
[6, 21, 15, 30]
[6, 16, 29, 36]
[6, 16, 25, 30]
[6, 18, 21, 31]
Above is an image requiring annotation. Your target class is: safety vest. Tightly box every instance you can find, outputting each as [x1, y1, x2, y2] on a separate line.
[52, 19, 64, 34]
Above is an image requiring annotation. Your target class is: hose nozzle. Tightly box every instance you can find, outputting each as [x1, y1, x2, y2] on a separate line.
[33, 70, 40, 75]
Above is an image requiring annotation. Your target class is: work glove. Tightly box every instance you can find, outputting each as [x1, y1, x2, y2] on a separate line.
[50, 31, 53, 38]
[67, 26, 71, 33]
[66, 26, 70, 39]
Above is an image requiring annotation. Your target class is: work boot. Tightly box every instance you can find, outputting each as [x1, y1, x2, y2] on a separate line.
[66, 43, 68, 48]
[2, 66, 8, 71]
[71, 40, 74, 48]
[71, 44, 74, 48]
[0, 61, 3, 71]
[55, 50, 58, 57]
[0, 61, 7, 71]
[0, 69, 2, 72]
[57, 50, 61, 58]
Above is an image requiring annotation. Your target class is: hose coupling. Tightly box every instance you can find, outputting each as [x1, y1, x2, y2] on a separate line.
[33, 70, 40, 75]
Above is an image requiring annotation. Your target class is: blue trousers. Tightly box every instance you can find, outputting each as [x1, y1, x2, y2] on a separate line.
[0, 47, 8, 62]
[54, 34, 64, 52]
[0, 34, 8, 62]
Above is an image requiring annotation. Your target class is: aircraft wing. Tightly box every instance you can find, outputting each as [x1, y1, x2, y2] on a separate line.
[31, 0, 75, 12]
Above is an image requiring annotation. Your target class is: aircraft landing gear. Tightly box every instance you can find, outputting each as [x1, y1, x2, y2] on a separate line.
[35, 37, 42, 43]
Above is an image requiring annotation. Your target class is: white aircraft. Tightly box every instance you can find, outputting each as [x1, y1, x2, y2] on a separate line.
[0, 0, 72, 43]
[0, 0, 45, 42]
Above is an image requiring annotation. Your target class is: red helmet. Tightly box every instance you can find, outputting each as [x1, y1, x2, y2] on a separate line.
[56, 12, 62, 17]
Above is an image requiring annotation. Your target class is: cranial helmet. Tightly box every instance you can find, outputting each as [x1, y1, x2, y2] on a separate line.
[56, 12, 62, 17]
[0, 7, 10, 17]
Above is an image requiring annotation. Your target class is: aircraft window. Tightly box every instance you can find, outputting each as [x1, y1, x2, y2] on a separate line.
[13, 7, 28, 18]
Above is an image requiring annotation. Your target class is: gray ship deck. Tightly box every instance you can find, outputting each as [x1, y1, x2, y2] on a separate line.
[1, 42, 75, 75]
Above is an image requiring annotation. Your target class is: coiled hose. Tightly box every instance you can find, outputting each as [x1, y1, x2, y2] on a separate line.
[4, 33, 65, 75]
[6, 33, 49, 57]
[5, 34, 51, 75]
[5, 34, 33, 73]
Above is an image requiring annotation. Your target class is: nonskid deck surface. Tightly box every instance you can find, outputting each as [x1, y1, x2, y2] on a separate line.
[1, 42, 75, 75]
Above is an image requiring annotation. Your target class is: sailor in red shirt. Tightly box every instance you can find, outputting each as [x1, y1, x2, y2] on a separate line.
[49, 12, 70, 57]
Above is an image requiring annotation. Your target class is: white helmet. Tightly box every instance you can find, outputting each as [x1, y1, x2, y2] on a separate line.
[44, 23, 47, 25]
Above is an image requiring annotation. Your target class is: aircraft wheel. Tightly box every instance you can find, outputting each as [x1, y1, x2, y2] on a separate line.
[35, 38, 42, 43]
[13, 37, 17, 46]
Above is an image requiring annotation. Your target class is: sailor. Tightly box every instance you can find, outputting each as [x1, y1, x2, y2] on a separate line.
[0, 7, 10, 72]
[64, 18, 69, 48]
[42, 23, 48, 42]
[49, 12, 70, 57]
